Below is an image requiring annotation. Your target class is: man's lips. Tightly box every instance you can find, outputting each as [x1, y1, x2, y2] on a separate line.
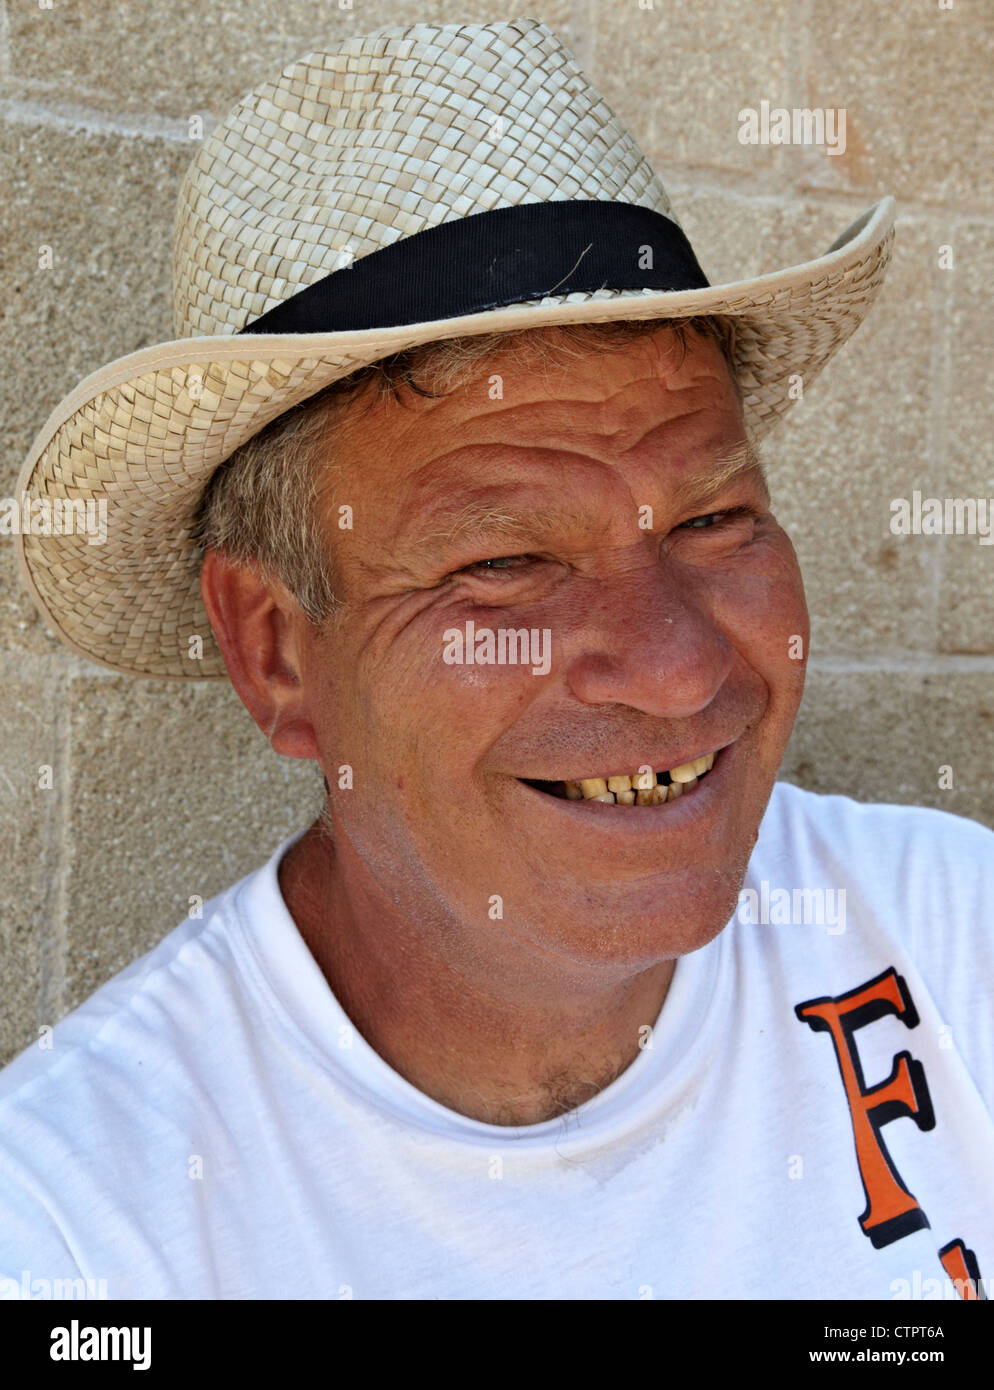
[512, 740, 735, 801]
[509, 739, 738, 840]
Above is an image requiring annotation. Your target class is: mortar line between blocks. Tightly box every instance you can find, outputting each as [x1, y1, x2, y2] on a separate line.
[807, 654, 994, 675]
[0, 2, 10, 83]
[926, 222, 955, 651]
[570, 0, 597, 81]
[666, 167, 994, 224]
[0, 95, 205, 143]
[36, 659, 70, 1031]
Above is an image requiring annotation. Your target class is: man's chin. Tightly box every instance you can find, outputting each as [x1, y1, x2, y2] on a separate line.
[504, 867, 747, 970]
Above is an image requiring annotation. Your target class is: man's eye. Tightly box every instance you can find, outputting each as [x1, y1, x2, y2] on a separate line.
[458, 554, 535, 577]
[677, 506, 758, 531]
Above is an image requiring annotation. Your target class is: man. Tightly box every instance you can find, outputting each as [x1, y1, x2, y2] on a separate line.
[2, 18, 992, 1300]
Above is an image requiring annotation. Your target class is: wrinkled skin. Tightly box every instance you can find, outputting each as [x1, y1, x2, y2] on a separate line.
[202, 326, 809, 1123]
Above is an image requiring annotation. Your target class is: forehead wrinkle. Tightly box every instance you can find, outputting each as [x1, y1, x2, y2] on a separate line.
[399, 380, 697, 472]
[385, 434, 765, 565]
[395, 440, 605, 543]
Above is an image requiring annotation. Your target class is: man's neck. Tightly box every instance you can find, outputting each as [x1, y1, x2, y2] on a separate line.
[277, 821, 675, 1126]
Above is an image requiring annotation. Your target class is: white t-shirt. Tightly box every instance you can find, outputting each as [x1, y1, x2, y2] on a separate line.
[1, 782, 992, 1301]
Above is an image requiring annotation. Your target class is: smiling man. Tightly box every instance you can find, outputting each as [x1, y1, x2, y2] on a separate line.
[201, 320, 802, 1129]
[3, 19, 993, 1301]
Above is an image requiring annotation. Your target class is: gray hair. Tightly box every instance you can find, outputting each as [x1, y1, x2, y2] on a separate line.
[191, 315, 738, 623]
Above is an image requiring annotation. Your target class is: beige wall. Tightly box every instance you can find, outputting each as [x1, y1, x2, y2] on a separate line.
[2, 1, 992, 1064]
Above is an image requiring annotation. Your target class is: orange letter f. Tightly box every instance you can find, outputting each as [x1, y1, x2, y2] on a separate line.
[796, 967, 935, 1249]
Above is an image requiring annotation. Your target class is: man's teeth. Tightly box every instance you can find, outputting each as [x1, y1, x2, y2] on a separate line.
[560, 753, 715, 806]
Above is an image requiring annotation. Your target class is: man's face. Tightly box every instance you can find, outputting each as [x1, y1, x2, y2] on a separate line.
[296, 326, 808, 970]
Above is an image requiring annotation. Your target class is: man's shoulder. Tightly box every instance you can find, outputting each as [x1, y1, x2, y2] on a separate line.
[756, 780, 994, 1017]
[0, 851, 270, 1116]
[0, 835, 306, 1287]
[750, 780, 994, 972]
[755, 780, 994, 1121]
[762, 778, 994, 869]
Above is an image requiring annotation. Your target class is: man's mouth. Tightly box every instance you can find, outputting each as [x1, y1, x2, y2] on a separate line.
[520, 751, 717, 807]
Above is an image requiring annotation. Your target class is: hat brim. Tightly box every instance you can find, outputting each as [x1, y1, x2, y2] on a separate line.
[16, 196, 895, 679]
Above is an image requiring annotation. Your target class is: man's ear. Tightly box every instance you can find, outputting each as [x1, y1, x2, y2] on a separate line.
[199, 548, 320, 761]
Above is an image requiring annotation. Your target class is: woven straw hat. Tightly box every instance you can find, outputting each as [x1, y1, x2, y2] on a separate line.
[16, 16, 895, 679]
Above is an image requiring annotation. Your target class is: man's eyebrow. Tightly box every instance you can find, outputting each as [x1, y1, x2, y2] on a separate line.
[668, 439, 769, 512]
[401, 441, 769, 557]
[412, 502, 590, 551]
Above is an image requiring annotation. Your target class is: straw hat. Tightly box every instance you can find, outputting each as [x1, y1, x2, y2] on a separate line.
[15, 16, 895, 679]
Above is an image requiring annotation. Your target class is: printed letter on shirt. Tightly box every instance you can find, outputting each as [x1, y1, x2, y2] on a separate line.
[795, 967, 935, 1249]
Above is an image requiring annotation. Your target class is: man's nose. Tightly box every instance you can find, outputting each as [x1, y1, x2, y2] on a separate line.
[562, 565, 734, 719]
